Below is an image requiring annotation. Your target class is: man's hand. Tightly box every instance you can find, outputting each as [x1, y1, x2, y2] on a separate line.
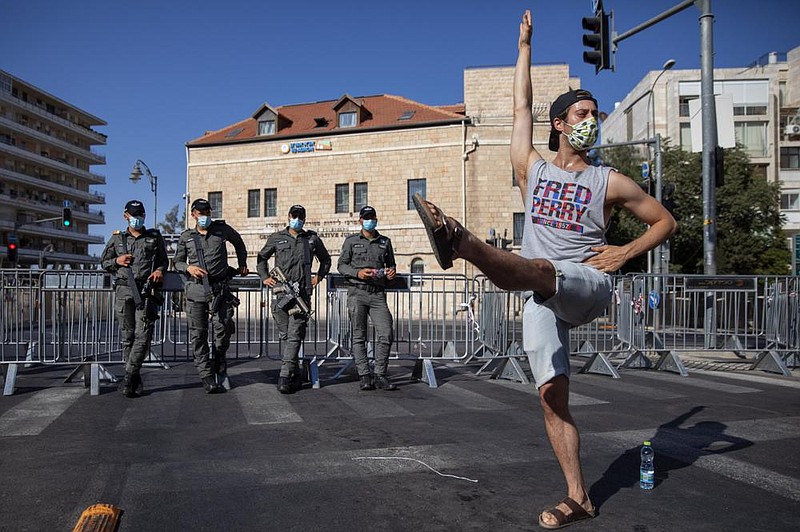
[385, 267, 396, 280]
[584, 245, 630, 273]
[115, 254, 132, 267]
[311, 274, 320, 288]
[519, 9, 532, 49]
[239, 265, 249, 276]
[148, 270, 164, 283]
[186, 265, 208, 279]
[263, 277, 277, 288]
[357, 268, 375, 280]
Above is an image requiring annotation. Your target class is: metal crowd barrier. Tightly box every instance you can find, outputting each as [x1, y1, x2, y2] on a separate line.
[1, 269, 797, 396]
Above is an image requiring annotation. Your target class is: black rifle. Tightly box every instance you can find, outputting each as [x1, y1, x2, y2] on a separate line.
[270, 266, 311, 317]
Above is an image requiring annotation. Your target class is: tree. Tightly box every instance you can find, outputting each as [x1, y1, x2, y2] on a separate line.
[601, 141, 790, 275]
[157, 204, 186, 235]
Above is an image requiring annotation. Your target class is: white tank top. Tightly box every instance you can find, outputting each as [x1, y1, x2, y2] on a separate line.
[520, 159, 611, 263]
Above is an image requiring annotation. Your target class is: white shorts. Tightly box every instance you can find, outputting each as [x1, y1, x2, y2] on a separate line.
[523, 260, 612, 388]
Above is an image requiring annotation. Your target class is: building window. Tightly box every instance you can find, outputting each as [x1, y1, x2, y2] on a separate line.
[335, 183, 349, 213]
[247, 189, 260, 218]
[513, 212, 525, 246]
[258, 120, 275, 135]
[512, 168, 518, 187]
[208, 191, 222, 218]
[679, 97, 697, 117]
[679, 123, 692, 151]
[407, 179, 426, 209]
[734, 122, 768, 158]
[781, 192, 800, 210]
[781, 147, 800, 169]
[338, 111, 357, 128]
[410, 258, 425, 286]
[264, 188, 277, 217]
[354, 182, 368, 212]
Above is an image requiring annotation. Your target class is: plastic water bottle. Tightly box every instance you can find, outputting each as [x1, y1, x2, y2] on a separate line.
[640, 441, 655, 490]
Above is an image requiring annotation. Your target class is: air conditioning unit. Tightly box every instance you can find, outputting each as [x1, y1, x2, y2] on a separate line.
[785, 124, 800, 135]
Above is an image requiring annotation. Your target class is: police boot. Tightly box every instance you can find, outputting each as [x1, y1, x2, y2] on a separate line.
[290, 371, 304, 393]
[202, 376, 224, 394]
[277, 376, 292, 394]
[374, 375, 397, 391]
[359, 374, 375, 391]
[121, 372, 139, 398]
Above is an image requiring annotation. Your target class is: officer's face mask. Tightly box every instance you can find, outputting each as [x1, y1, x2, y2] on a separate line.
[362, 219, 377, 231]
[289, 218, 305, 231]
[562, 116, 599, 151]
[128, 216, 145, 230]
[196, 215, 212, 229]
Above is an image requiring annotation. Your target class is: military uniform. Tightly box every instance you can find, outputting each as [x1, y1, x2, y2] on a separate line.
[100, 227, 168, 378]
[257, 227, 331, 382]
[337, 230, 396, 381]
[174, 220, 248, 385]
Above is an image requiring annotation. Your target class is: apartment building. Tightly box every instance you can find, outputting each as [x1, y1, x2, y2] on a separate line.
[186, 64, 580, 276]
[601, 46, 800, 247]
[0, 69, 106, 268]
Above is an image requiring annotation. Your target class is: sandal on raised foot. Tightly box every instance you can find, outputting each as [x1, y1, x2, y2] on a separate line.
[538, 497, 597, 530]
[412, 193, 463, 270]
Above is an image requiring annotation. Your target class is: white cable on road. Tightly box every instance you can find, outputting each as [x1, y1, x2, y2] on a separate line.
[353, 456, 479, 483]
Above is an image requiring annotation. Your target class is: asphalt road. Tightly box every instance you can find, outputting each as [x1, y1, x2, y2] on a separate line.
[1, 355, 798, 531]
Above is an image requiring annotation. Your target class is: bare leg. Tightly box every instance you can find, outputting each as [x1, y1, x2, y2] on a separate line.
[538, 375, 595, 526]
[423, 200, 556, 298]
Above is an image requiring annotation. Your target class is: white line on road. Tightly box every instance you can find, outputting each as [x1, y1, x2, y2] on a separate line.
[0, 387, 84, 437]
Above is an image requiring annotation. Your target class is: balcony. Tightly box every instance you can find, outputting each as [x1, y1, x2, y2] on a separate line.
[0, 166, 105, 204]
[0, 90, 106, 145]
[0, 218, 105, 245]
[2, 245, 99, 266]
[1, 193, 105, 224]
[0, 142, 105, 184]
[0, 115, 106, 165]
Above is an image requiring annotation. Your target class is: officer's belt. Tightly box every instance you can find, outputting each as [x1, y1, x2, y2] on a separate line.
[349, 283, 384, 293]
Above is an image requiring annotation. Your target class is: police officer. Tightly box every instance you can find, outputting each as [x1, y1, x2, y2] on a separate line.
[100, 200, 168, 398]
[338, 205, 398, 390]
[174, 198, 249, 394]
[257, 205, 331, 394]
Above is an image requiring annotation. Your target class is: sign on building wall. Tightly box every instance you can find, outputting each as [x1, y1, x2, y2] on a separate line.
[280, 140, 332, 155]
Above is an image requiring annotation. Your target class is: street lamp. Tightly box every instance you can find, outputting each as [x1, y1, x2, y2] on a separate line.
[646, 58, 676, 142]
[129, 160, 158, 228]
[645, 59, 675, 276]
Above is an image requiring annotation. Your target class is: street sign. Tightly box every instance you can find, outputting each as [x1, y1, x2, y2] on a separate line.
[641, 161, 650, 179]
[648, 290, 660, 309]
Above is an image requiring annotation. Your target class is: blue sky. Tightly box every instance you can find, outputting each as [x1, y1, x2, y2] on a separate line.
[2, 0, 798, 249]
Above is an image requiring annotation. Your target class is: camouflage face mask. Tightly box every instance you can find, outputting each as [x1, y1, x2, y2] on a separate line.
[564, 116, 599, 151]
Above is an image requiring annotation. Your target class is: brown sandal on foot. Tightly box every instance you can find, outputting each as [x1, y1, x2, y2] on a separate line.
[412, 192, 463, 270]
[538, 497, 597, 530]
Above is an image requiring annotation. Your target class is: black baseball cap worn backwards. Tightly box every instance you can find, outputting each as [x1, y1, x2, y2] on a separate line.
[191, 199, 212, 212]
[548, 89, 598, 152]
[124, 200, 145, 216]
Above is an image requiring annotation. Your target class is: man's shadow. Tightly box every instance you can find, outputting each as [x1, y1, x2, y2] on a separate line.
[589, 405, 753, 509]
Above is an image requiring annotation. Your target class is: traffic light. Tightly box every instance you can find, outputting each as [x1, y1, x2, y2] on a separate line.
[7, 242, 18, 263]
[62, 207, 72, 227]
[582, 10, 611, 73]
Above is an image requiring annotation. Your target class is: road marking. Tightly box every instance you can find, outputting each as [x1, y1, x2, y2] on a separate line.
[428, 382, 511, 410]
[590, 416, 800, 503]
[322, 385, 415, 418]
[628, 370, 762, 394]
[234, 382, 303, 425]
[486, 378, 609, 406]
[692, 369, 800, 389]
[0, 387, 84, 436]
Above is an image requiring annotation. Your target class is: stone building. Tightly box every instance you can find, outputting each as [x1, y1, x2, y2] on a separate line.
[185, 65, 582, 276]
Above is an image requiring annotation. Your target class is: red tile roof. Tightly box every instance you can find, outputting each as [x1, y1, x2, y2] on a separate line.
[188, 94, 467, 146]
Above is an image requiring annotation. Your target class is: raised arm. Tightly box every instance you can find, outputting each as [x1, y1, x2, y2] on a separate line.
[510, 9, 542, 196]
